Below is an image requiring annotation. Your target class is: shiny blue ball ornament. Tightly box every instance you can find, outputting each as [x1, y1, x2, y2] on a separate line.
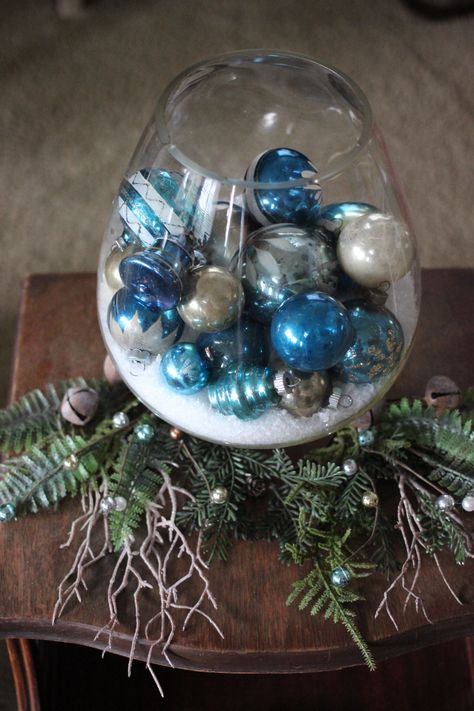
[197, 318, 269, 377]
[271, 293, 355, 372]
[335, 301, 404, 383]
[161, 343, 211, 394]
[208, 365, 280, 420]
[245, 148, 322, 226]
[118, 168, 194, 247]
[0, 503, 16, 522]
[358, 429, 375, 447]
[119, 233, 193, 311]
[134, 423, 155, 441]
[330, 566, 351, 588]
[317, 202, 377, 240]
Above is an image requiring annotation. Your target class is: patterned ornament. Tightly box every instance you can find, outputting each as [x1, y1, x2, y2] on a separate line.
[208, 365, 282, 420]
[63, 454, 79, 471]
[271, 292, 354, 372]
[119, 233, 194, 311]
[337, 212, 415, 288]
[334, 301, 404, 384]
[118, 168, 194, 247]
[210, 486, 228, 505]
[362, 491, 379, 508]
[0, 503, 16, 522]
[245, 147, 322, 226]
[60, 387, 99, 426]
[239, 224, 338, 323]
[424, 375, 461, 416]
[317, 202, 377, 240]
[275, 367, 330, 418]
[436, 494, 455, 512]
[161, 342, 211, 394]
[343, 459, 358, 476]
[197, 317, 269, 377]
[178, 265, 244, 332]
[461, 495, 474, 512]
[108, 288, 183, 354]
[330, 566, 351, 588]
[206, 202, 250, 267]
[112, 411, 130, 429]
[100, 496, 116, 514]
[134, 423, 155, 441]
[104, 241, 139, 291]
[358, 429, 375, 447]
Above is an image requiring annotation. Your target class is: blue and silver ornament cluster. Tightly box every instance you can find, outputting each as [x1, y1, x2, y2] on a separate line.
[104, 146, 415, 422]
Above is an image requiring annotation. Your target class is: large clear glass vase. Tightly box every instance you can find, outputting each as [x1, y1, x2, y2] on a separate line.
[97, 50, 420, 448]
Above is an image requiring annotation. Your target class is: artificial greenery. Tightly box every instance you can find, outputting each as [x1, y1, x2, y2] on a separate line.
[0, 378, 473, 674]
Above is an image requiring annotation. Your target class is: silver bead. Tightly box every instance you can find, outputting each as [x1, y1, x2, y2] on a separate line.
[114, 496, 128, 512]
[210, 486, 228, 505]
[0, 503, 16, 522]
[134, 423, 154, 441]
[343, 459, 358, 476]
[337, 212, 415, 288]
[362, 491, 379, 508]
[461, 495, 474, 512]
[100, 496, 116, 514]
[112, 411, 130, 429]
[63, 454, 79, 471]
[178, 266, 244, 332]
[436, 494, 455, 512]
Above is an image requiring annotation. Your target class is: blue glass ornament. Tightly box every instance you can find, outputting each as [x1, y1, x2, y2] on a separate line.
[334, 301, 404, 383]
[271, 293, 355, 373]
[108, 288, 183, 354]
[317, 202, 377, 240]
[358, 429, 375, 447]
[134, 423, 155, 441]
[245, 148, 322, 226]
[239, 224, 339, 323]
[208, 365, 281, 420]
[118, 168, 194, 247]
[119, 233, 193, 311]
[197, 318, 269, 377]
[330, 566, 351, 588]
[161, 342, 211, 394]
[0, 503, 16, 522]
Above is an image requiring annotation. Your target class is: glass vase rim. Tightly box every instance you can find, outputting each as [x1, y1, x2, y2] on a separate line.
[154, 49, 374, 189]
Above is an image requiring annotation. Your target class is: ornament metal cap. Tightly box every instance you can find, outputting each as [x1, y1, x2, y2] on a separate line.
[273, 370, 300, 396]
[328, 387, 353, 409]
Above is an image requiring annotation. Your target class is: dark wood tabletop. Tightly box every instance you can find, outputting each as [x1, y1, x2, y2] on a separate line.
[1, 269, 474, 676]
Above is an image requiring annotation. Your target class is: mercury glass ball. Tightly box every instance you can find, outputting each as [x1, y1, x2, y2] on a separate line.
[317, 202, 377, 240]
[239, 223, 339, 323]
[337, 212, 416, 288]
[279, 369, 330, 417]
[104, 241, 140, 291]
[178, 265, 244, 332]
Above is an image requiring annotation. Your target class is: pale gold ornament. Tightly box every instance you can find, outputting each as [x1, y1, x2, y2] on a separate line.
[104, 242, 139, 291]
[178, 265, 244, 332]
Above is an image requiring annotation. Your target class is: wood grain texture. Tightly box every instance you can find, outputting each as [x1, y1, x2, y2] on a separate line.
[1, 270, 473, 674]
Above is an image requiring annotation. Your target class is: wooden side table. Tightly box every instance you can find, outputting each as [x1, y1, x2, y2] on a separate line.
[1, 270, 474, 709]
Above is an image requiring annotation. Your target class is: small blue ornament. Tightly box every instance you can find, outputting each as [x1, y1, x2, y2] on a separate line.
[330, 566, 351, 588]
[161, 343, 211, 394]
[119, 233, 193, 311]
[118, 168, 194, 247]
[208, 365, 280, 420]
[317, 202, 377, 240]
[134, 422, 155, 441]
[245, 148, 322, 226]
[108, 288, 183, 354]
[197, 318, 269, 377]
[271, 293, 355, 372]
[358, 429, 375, 447]
[0, 503, 16, 522]
[334, 301, 404, 383]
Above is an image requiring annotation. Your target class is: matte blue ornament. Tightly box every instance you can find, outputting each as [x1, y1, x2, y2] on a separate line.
[134, 423, 155, 441]
[239, 223, 339, 323]
[108, 288, 183, 354]
[334, 301, 404, 383]
[271, 293, 355, 373]
[317, 202, 377, 240]
[0, 503, 16, 522]
[208, 365, 281, 420]
[197, 318, 269, 377]
[118, 168, 194, 247]
[358, 429, 375, 447]
[330, 566, 351, 588]
[245, 148, 322, 226]
[119, 233, 193, 311]
[161, 342, 211, 394]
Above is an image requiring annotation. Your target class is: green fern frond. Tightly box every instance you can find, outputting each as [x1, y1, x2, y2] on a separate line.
[335, 470, 372, 519]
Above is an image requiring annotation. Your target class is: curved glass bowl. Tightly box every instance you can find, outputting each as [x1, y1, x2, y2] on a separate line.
[97, 50, 420, 448]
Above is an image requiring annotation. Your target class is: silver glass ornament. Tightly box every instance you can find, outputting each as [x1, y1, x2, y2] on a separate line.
[100, 496, 116, 514]
[362, 491, 379, 508]
[330, 566, 351, 588]
[114, 496, 128, 512]
[0, 503, 16, 522]
[461, 495, 474, 512]
[337, 212, 415, 288]
[104, 241, 139, 291]
[210, 486, 228, 504]
[343, 459, 358, 476]
[436, 494, 455, 512]
[277, 369, 330, 418]
[178, 265, 244, 332]
[112, 411, 130, 429]
[239, 223, 338, 323]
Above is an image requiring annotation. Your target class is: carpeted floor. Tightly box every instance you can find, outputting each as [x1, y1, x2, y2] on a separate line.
[0, 0, 473, 706]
